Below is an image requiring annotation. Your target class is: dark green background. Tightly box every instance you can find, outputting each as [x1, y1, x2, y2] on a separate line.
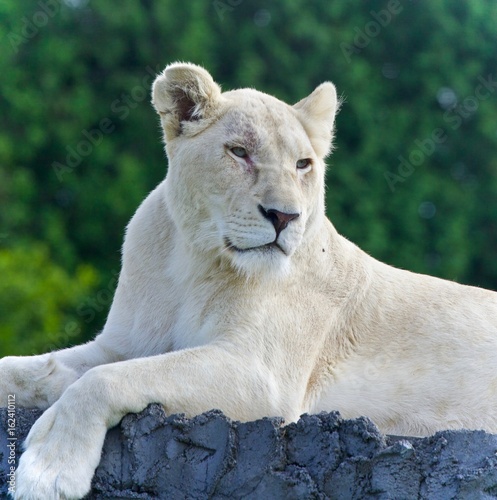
[1, 0, 496, 355]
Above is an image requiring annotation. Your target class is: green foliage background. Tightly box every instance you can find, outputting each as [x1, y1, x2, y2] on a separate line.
[1, 0, 496, 355]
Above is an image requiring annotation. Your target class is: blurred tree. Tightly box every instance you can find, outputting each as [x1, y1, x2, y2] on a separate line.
[0, 244, 98, 355]
[0, 0, 496, 355]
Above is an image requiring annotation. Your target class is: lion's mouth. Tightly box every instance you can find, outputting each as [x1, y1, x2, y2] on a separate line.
[224, 238, 287, 255]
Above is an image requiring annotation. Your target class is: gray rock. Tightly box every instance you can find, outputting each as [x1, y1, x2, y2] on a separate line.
[1, 404, 497, 499]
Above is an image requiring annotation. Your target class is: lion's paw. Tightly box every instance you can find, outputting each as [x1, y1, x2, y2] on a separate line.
[14, 403, 105, 500]
[0, 354, 78, 409]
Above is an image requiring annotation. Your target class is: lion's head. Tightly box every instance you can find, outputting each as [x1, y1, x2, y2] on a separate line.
[152, 63, 339, 277]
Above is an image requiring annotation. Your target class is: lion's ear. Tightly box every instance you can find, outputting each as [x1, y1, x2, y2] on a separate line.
[152, 62, 222, 141]
[293, 82, 340, 158]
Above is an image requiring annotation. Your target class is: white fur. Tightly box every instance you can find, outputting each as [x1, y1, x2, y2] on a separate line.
[2, 62, 496, 499]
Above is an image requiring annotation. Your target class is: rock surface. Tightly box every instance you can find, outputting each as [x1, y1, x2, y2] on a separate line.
[1, 404, 497, 499]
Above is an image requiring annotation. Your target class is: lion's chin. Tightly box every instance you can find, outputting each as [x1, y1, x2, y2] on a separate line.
[225, 244, 292, 281]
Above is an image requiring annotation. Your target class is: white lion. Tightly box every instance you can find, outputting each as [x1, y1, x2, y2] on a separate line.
[2, 62, 497, 499]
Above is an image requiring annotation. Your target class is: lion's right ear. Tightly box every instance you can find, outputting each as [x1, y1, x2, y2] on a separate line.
[152, 62, 222, 141]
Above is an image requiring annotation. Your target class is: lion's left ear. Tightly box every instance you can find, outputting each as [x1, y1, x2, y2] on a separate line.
[293, 82, 340, 158]
[152, 62, 222, 141]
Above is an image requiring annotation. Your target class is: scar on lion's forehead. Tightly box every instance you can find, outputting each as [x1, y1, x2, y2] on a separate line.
[223, 113, 262, 149]
[223, 110, 309, 154]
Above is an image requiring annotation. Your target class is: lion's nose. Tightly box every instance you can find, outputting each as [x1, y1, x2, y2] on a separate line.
[258, 205, 300, 237]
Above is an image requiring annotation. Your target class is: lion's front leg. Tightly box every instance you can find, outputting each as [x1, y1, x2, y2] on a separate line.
[14, 365, 118, 499]
[0, 340, 121, 410]
[14, 345, 283, 499]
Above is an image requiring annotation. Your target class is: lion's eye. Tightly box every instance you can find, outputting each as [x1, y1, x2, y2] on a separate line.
[296, 159, 311, 170]
[231, 147, 248, 158]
